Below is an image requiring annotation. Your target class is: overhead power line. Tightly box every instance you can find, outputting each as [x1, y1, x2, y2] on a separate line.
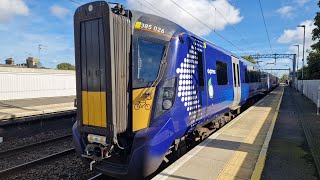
[140, 0, 169, 19]
[136, 0, 165, 17]
[167, 0, 245, 53]
[258, 0, 273, 53]
[207, 0, 258, 53]
[68, 0, 82, 5]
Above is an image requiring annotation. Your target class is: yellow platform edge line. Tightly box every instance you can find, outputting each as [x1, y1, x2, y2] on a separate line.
[251, 86, 285, 180]
[155, 87, 277, 180]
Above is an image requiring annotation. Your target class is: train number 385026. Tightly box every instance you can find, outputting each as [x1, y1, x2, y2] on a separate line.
[140, 23, 165, 34]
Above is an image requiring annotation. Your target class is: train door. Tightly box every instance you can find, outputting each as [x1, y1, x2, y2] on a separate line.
[267, 73, 271, 90]
[188, 38, 207, 126]
[231, 56, 241, 108]
[196, 42, 207, 123]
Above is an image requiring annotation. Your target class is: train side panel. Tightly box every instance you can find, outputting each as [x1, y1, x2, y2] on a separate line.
[205, 44, 234, 120]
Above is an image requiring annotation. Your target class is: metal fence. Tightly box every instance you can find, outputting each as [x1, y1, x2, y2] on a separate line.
[0, 67, 76, 100]
[296, 80, 320, 111]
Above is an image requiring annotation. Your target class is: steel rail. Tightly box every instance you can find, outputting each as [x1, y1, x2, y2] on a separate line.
[0, 134, 72, 159]
[88, 173, 103, 180]
[0, 148, 75, 176]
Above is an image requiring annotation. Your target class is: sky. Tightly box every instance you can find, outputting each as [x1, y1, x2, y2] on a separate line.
[0, 0, 318, 76]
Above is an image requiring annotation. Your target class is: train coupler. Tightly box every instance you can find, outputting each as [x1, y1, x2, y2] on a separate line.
[82, 143, 114, 162]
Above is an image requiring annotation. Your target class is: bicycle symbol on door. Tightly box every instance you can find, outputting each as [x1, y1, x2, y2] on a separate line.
[134, 95, 152, 110]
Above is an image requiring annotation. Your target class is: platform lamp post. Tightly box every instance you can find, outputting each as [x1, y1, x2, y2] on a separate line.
[293, 45, 299, 89]
[297, 25, 305, 94]
[293, 45, 299, 70]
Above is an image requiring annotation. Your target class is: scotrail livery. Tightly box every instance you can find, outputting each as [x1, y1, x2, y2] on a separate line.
[72, 1, 278, 179]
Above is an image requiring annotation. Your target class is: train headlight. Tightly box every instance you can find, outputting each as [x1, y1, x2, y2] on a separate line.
[162, 100, 173, 110]
[153, 77, 177, 118]
[163, 89, 174, 99]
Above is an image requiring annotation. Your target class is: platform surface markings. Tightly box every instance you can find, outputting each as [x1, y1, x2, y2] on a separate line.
[216, 86, 284, 180]
[153, 87, 282, 180]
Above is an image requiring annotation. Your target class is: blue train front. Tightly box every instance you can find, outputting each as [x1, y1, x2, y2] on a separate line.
[72, 1, 277, 179]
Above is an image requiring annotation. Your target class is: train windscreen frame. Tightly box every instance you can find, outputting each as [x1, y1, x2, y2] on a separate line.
[132, 38, 167, 89]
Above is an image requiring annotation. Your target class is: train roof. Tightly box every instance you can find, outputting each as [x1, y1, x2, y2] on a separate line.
[130, 10, 259, 68]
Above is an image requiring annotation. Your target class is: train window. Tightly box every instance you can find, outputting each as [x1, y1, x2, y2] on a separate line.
[216, 61, 228, 85]
[132, 39, 165, 88]
[237, 64, 240, 86]
[233, 63, 237, 87]
[245, 68, 250, 83]
[250, 71, 257, 83]
[197, 51, 204, 87]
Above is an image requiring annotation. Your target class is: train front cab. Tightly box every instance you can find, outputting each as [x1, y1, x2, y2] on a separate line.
[72, 2, 185, 178]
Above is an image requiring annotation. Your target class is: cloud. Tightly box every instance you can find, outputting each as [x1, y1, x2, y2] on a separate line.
[50, 5, 69, 19]
[277, 20, 314, 50]
[127, 0, 243, 36]
[0, 0, 29, 23]
[296, 0, 309, 6]
[277, 6, 294, 18]
[278, 20, 315, 64]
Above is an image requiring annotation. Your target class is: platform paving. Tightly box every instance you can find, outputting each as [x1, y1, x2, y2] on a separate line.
[153, 86, 284, 180]
[261, 86, 320, 179]
[0, 96, 75, 121]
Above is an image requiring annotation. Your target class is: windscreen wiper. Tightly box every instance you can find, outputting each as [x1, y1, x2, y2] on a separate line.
[144, 45, 169, 96]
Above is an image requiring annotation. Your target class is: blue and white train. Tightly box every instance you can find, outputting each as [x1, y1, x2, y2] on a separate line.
[72, 2, 278, 179]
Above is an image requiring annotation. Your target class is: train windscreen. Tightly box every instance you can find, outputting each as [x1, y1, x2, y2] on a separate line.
[132, 39, 165, 89]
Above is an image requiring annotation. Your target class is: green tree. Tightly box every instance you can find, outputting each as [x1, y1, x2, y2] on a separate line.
[306, 50, 320, 79]
[35, 62, 45, 69]
[57, 63, 75, 70]
[297, 66, 309, 80]
[241, 56, 256, 64]
[280, 74, 288, 83]
[304, 1, 320, 79]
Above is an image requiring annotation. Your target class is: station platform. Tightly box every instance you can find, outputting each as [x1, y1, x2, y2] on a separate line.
[0, 96, 76, 124]
[262, 86, 320, 179]
[154, 86, 283, 180]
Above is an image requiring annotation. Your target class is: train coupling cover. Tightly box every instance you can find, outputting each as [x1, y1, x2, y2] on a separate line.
[82, 134, 114, 161]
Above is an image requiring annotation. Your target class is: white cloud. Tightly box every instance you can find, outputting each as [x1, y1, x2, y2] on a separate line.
[277, 6, 294, 18]
[127, 0, 243, 36]
[296, 0, 309, 6]
[278, 20, 315, 65]
[50, 5, 69, 19]
[0, 0, 29, 23]
[278, 20, 315, 51]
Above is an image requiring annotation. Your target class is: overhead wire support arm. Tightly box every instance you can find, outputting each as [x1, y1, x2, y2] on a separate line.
[264, 68, 290, 71]
[249, 53, 296, 60]
[249, 53, 297, 86]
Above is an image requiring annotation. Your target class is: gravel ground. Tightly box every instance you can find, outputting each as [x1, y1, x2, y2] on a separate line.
[0, 129, 72, 152]
[4, 153, 99, 180]
[0, 116, 106, 180]
[0, 138, 73, 170]
[0, 117, 74, 151]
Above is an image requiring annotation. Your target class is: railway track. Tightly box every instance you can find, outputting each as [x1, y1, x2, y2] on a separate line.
[88, 173, 104, 180]
[0, 134, 74, 177]
[0, 134, 72, 158]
